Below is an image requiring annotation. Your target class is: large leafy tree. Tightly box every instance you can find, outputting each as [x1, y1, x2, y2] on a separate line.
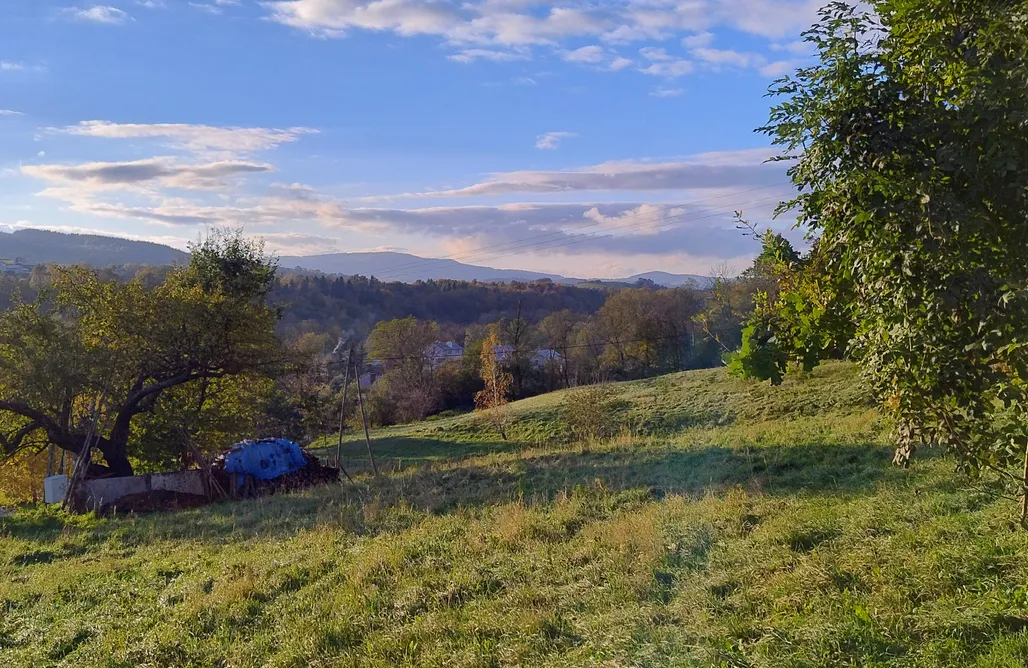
[747, 1, 1028, 510]
[0, 230, 285, 477]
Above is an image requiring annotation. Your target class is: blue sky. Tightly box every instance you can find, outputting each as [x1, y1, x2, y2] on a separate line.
[0, 0, 819, 278]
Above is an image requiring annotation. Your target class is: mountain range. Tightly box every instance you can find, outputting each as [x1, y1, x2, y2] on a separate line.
[0, 229, 710, 287]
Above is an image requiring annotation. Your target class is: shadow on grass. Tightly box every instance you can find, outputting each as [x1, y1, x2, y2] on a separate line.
[356, 438, 914, 514]
[311, 436, 520, 472]
[3, 440, 939, 549]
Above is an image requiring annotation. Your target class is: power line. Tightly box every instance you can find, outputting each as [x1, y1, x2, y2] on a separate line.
[384, 193, 786, 282]
[357, 332, 705, 365]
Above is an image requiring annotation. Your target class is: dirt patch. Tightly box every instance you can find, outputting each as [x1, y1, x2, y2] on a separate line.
[101, 490, 209, 515]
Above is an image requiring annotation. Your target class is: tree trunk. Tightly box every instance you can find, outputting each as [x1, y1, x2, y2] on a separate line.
[94, 437, 135, 477]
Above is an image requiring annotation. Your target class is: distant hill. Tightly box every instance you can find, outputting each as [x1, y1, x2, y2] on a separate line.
[0, 229, 713, 287]
[279, 252, 712, 287]
[278, 251, 570, 284]
[0, 229, 188, 267]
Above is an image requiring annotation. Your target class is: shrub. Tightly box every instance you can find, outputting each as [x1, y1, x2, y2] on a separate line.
[562, 384, 629, 442]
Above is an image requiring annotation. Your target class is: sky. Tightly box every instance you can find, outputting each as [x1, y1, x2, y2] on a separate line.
[0, 0, 820, 279]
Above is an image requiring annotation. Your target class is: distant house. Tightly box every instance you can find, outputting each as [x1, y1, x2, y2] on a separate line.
[531, 349, 563, 370]
[492, 344, 514, 363]
[425, 341, 464, 369]
[0, 259, 32, 277]
[358, 360, 384, 389]
[491, 345, 563, 369]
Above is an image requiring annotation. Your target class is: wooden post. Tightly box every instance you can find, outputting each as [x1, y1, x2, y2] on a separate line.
[180, 429, 227, 500]
[46, 443, 56, 477]
[63, 394, 104, 512]
[353, 361, 379, 476]
[335, 349, 354, 482]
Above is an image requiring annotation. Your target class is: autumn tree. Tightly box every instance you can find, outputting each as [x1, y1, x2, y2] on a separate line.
[0, 229, 285, 476]
[475, 329, 513, 440]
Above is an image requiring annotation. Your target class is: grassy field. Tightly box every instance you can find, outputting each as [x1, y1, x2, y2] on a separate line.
[4, 362, 1028, 667]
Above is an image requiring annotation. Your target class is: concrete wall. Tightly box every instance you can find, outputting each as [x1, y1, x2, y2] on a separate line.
[78, 470, 206, 510]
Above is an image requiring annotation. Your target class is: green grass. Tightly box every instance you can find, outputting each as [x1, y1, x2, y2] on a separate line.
[4, 362, 1028, 667]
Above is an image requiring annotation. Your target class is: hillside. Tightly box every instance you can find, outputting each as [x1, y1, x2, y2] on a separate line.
[5, 363, 1028, 666]
[0, 229, 188, 267]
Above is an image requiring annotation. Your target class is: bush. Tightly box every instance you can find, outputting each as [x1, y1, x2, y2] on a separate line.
[562, 385, 629, 442]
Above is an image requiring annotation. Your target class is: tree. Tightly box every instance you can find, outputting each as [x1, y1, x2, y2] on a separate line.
[366, 316, 441, 422]
[475, 329, 513, 440]
[367, 316, 439, 385]
[539, 309, 577, 388]
[749, 1, 1028, 516]
[0, 230, 284, 476]
[502, 302, 534, 398]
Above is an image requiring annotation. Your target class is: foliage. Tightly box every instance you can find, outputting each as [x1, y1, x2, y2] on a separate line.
[0, 229, 285, 475]
[747, 0, 1028, 513]
[475, 329, 513, 440]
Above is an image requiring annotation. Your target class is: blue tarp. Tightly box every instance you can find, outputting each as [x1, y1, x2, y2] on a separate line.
[223, 439, 307, 481]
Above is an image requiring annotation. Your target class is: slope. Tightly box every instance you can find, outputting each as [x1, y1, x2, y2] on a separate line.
[0, 229, 188, 266]
[4, 363, 1027, 667]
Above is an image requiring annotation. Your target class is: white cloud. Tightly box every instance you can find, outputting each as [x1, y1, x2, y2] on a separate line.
[651, 87, 683, 98]
[562, 45, 605, 64]
[640, 60, 694, 78]
[637, 46, 693, 77]
[535, 131, 576, 150]
[561, 45, 633, 71]
[71, 6, 132, 24]
[56, 121, 317, 154]
[136, 0, 165, 7]
[609, 57, 633, 71]
[189, 3, 224, 14]
[0, 110, 25, 116]
[759, 59, 802, 77]
[639, 47, 673, 62]
[262, 0, 823, 46]
[682, 32, 714, 49]
[448, 48, 529, 63]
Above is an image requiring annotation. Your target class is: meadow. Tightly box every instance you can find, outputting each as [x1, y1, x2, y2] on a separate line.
[3, 362, 1028, 667]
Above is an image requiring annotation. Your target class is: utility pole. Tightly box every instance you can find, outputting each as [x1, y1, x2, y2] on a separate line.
[335, 348, 355, 482]
[353, 358, 379, 477]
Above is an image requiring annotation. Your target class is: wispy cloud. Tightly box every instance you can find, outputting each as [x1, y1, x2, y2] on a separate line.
[0, 61, 46, 73]
[651, 87, 683, 98]
[535, 131, 577, 150]
[0, 109, 25, 116]
[23, 158, 273, 191]
[55, 121, 318, 154]
[447, 48, 529, 63]
[69, 6, 132, 25]
[399, 149, 783, 198]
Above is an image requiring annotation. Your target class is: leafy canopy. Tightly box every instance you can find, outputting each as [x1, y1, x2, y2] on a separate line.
[739, 0, 1028, 498]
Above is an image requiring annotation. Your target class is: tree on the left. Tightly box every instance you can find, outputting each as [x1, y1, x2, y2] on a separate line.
[0, 230, 285, 477]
